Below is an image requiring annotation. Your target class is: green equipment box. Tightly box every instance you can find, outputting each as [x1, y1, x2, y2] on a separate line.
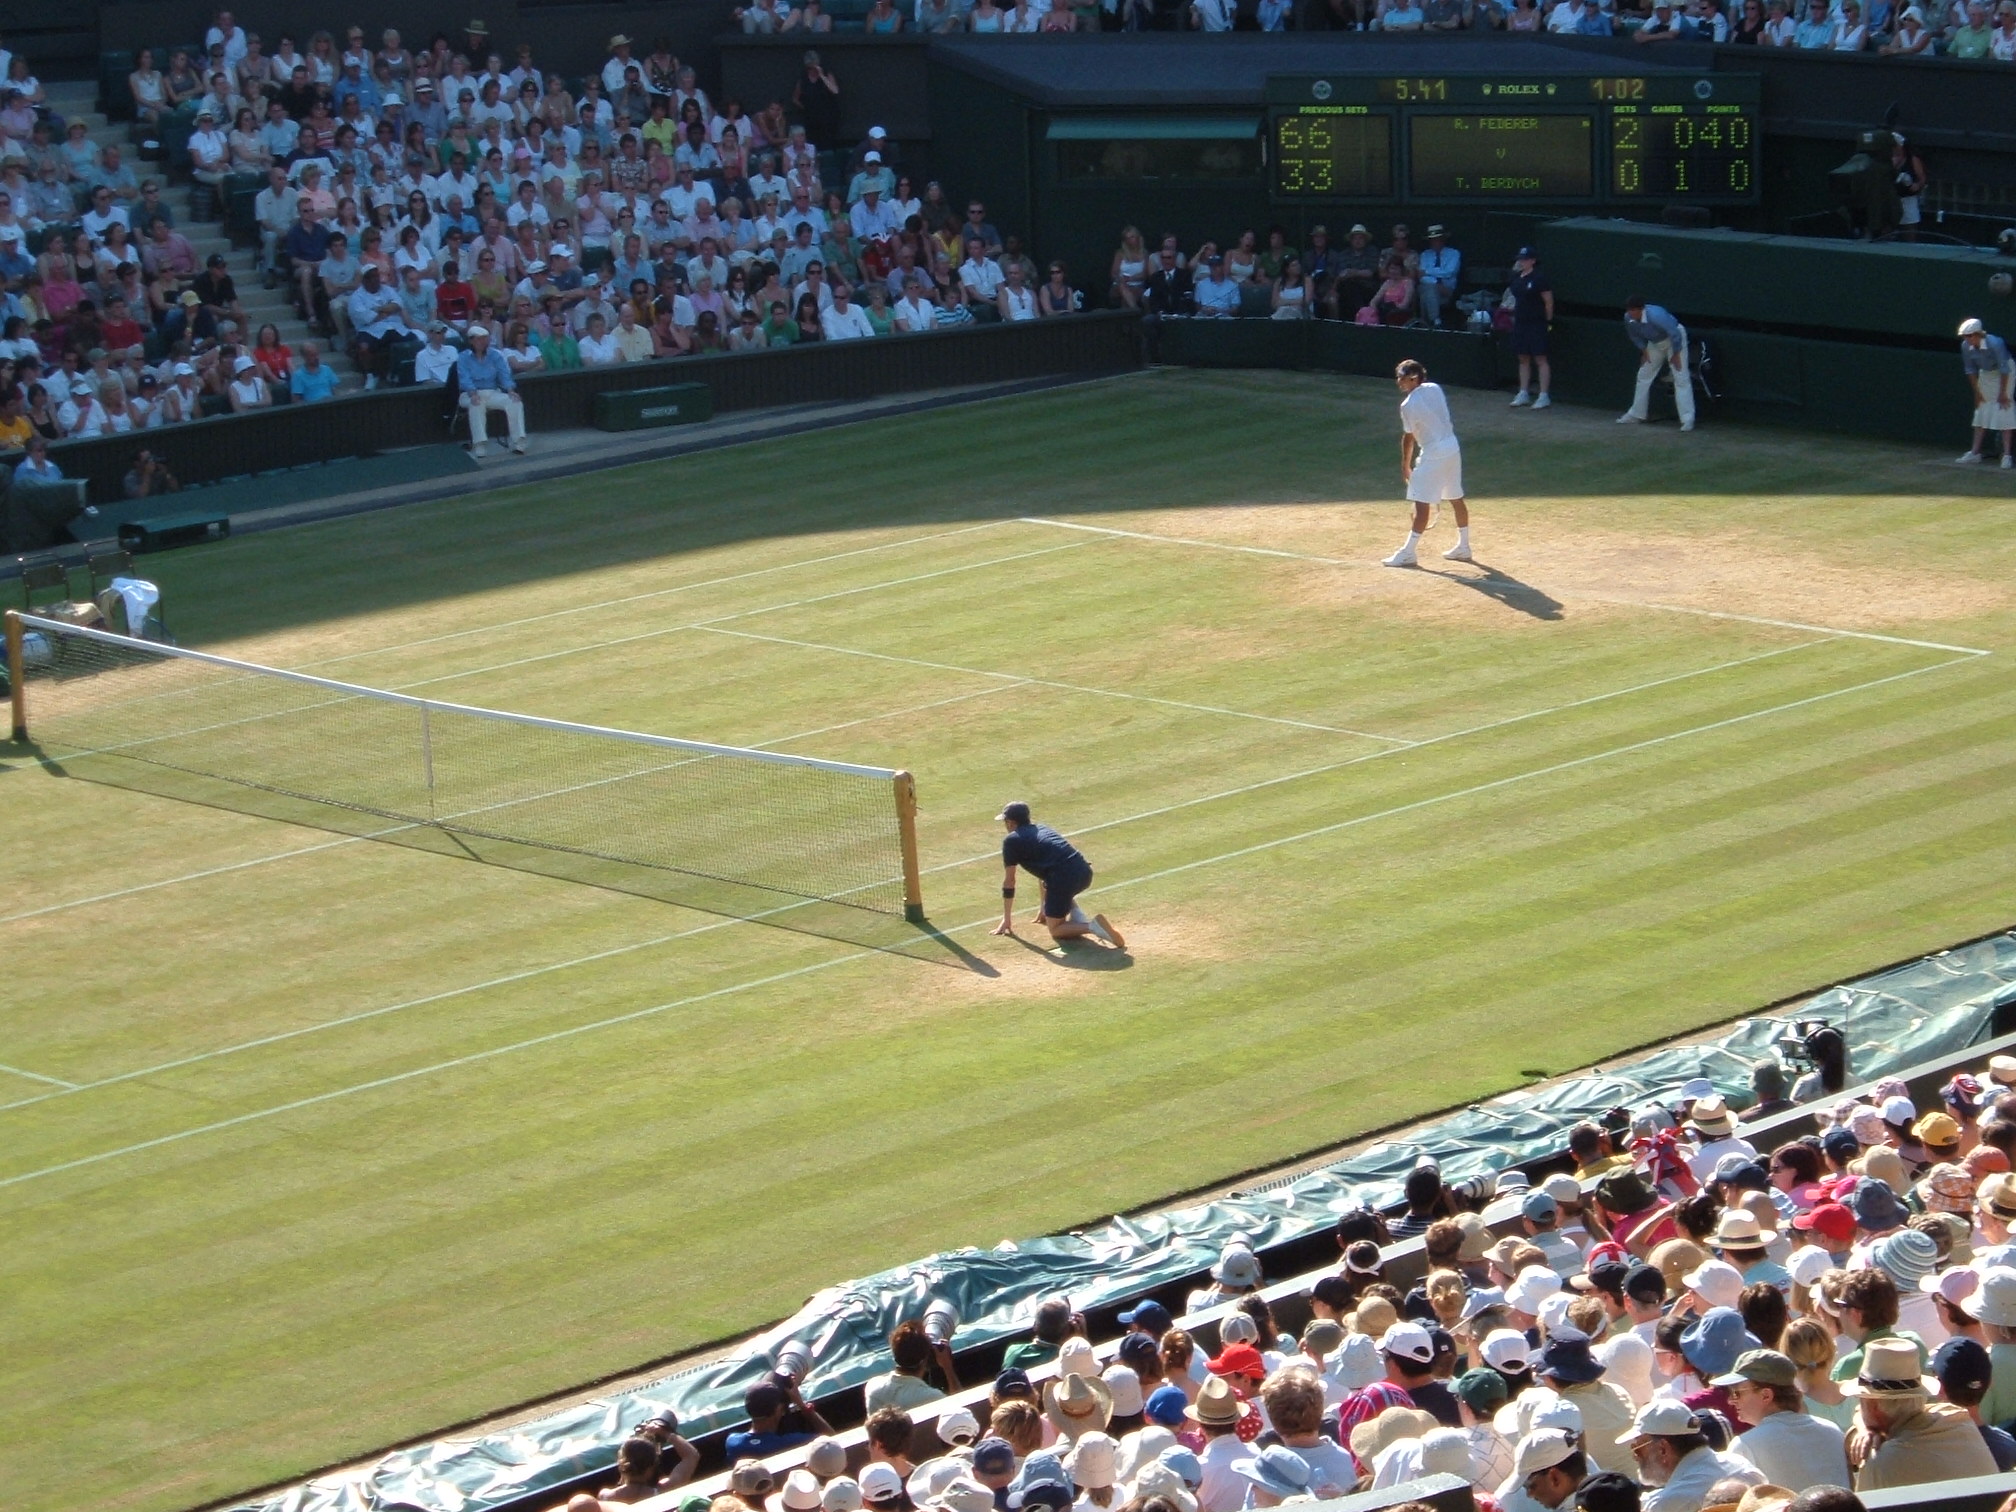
[592, 383, 714, 432]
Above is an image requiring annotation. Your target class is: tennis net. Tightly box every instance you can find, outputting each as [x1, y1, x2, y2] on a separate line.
[5, 611, 925, 921]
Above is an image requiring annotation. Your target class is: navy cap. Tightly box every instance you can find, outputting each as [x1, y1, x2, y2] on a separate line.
[1515, 246, 1537, 260]
[1822, 1126, 1861, 1159]
[994, 1366, 1032, 1395]
[973, 1438, 1016, 1476]
[1120, 1299, 1173, 1333]
[1623, 1262, 1668, 1305]
[1935, 1336, 1992, 1392]
[1118, 1331, 1161, 1367]
[996, 800, 1031, 824]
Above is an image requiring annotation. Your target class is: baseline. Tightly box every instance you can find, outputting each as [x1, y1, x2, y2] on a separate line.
[1020, 517, 1996, 658]
[0, 641, 1973, 1189]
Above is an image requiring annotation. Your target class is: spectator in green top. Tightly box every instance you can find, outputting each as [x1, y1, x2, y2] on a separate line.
[864, 1318, 961, 1412]
[1948, 1, 1994, 53]
[1002, 1298, 1078, 1371]
[762, 299, 798, 347]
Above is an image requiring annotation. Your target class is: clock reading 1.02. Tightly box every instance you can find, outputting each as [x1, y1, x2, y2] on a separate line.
[1407, 113, 1594, 199]
[1271, 109, 1395, 198]
[1610, 104, 1754, 197]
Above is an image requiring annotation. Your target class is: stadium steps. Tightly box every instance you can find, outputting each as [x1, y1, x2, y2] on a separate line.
[43, 81, 360, 392]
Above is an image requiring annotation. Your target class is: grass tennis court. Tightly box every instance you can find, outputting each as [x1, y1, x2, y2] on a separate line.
[5, 368, 2016, 1512]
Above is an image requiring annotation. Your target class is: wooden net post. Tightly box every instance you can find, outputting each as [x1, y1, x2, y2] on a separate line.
[5, 610, 26, 743]
[893, 769, 925, 925]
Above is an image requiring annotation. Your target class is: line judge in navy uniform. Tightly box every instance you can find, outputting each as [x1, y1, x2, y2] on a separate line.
[992, 801, 1126, 949]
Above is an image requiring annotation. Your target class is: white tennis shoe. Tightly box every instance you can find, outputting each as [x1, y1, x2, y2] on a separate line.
[1957, 451, 1982, 464]
[1617, 412, 1643, 424]
[1533, 394, 1552, 409]
[1383, 546, 1418, 568]
[1443, 543, 1473, 562]
[1509, 391, 1532, 407]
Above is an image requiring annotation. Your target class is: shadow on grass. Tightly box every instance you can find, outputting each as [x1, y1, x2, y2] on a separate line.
[1009, 933, 1135, 970]
[24, 746, 988, 965]
[1416, 560, 1567, 621]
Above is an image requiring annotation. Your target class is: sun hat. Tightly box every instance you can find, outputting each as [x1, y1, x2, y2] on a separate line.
[1115, 1427, 1176, 1485]
[823, 1478, 863, 1512]
[1858, 1146, 1908, 1192]
[1456, 1212, 1495, 1263]
[1690, 1095, 1735, 1138]
[1331, 1332, 1384, 1391]
[1849, 1106, 1888, 1146]
[1044, 1373, 1113, 1438]
[1483, 1328, 1534, 1373]
[1713, 1212, 1768, 1252]
[1680, 1077, 1717, 1102]
[1231, 1445, 1312, 1502]
[1683, 1258, 1745, 1310]
[1496, 1169, 1533, 1196]
[1711, 1348, 1797, 1389]
[1512, 1427, 1579, 1478]
[1680, 1308, 1761, 1381]
[1183, 1375, 1247, 1427]
[773, 1470, 825, 1512]
[1922, 1209, 1973, 1266]
[1536, 1329, 1607, 1385]
[1918, 1163, 1976, 1215]
[1964, 1267, 2016, 1326]
[934, 1479, 993, 1512]
[1989, 1054, 2016, 1085]
[1537, 1292, 1576, 1339]
[1981, 1173, 2016, 1221]
[1064, 1433, 1118, 1491]
[1212, 1242, 1262, 1288]
[1144, 1385, 1189, 1427]
[1618, 1399, 1700, 1445]
[1507, 1265, 1562, 1314]
[1057, 1337, 1098, 1378]
[1158, 1447, 1203, 1490]
[1458, 1285, 1506, 1324]
[1850, 1177, 1911, 1231]
[1349, 1406, 1438, 1465]
[1844, 1335, 1938, 1397]
[1127, 1462, 1195, 1512]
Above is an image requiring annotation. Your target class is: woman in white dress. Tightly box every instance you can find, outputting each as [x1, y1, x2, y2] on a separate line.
[1271, 255, 1312, 320]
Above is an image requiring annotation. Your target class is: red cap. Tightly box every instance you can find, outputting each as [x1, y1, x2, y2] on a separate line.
[1792, 1202, 1854, 1243]
[1208, 1344, 1267, 1379]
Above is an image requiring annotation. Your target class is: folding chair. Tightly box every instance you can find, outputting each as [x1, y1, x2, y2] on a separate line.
[86, 548, 132, 595]
[17, 559, 71, 610]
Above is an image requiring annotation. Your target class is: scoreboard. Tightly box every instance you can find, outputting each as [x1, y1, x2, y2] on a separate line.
[1267, 72, 1759, 204]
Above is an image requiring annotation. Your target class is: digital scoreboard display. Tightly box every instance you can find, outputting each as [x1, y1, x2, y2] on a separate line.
[1408, 113, 1592, 199]
[1265, 72, 1759, 204]
[1271, 110, 1394, 199]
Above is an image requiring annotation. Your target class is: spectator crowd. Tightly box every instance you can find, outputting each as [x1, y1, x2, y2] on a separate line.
[579, 1028, 2016, 1512]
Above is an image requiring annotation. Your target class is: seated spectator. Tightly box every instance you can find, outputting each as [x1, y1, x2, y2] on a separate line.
[225, 354, 271, 412]
[1364, 257, 1416, 326]
[1948, 0, 1996, 50]
[289, 341, 338, 402]
[1193, 254, 1241, 318]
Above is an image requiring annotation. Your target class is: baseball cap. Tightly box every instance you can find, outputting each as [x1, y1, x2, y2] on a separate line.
[1522, 1192, 1559, 1223]
[1119, 1298, 1171, 1332]
[1821, 1126, 1862, 1161]
[1935, 1335, 1993, 1394]
[1454, 1367, 1509, 1413]
[1515, 245, 1537, 260]
[1511, 1428, 1578, 1478]
[996, 801, 1031, 824]
[864, 150, 882, 164]
[1711, 1348, 1796, 1388]
[1792, 1201, 1855, 1243]
[860, 1465, 905, 1506]
[1960, 317, 1987, 337]
[1379, 1321, 1434, 1363]
[1117, 1331, 1160, 1368]
[973, 1439, 1016, 1476]
[1618, 1399, 1699, 1444]
[1623, 1262, 1668, 1305]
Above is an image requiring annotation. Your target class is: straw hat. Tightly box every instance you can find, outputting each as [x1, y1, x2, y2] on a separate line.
[1044, 1373, 1114, 1438]
[1349, 1405, 1437, 1464]
[1842, 1336, 1938, 1396]
[1690, 1095, 1735, 1138]
[1064, 1433, 1118, 1491]
[1181, 1375, 1246, 1429]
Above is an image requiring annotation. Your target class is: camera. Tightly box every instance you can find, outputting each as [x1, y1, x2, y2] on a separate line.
[1776, 1018, 1837, 1068]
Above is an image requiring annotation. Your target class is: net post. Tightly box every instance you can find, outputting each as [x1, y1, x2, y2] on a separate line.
[5, 610, 25, 743]
[893, 769, 925, 925]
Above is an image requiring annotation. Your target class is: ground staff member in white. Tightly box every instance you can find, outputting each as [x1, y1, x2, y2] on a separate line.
[1958, 317, 2015, 468]
[1617, 296, 1695, 432]
[1385, 359, 1472, 568]
[455, 326, 528, 456]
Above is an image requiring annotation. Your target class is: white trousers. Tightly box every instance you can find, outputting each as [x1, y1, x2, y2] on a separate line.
[464, 389, 526, 446]
[1630, 334, 1695, 426]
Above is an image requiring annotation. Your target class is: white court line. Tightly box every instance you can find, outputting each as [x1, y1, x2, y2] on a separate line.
[0, 645, 1972, 1189]
[1021, 517, 1996, 658]
[0, 1063, 77, 1089]
[0, 641, 1820, 1111]
[701, 628, 1413, 744]
[292, 521, 1021, 671]
[0, 681, 1020, 1113]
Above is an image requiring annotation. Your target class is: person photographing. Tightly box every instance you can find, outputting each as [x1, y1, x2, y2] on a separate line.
[992, 801, 1125, 949]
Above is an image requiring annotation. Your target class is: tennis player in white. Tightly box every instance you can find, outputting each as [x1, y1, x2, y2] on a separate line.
[1384, 359, 1472, 567]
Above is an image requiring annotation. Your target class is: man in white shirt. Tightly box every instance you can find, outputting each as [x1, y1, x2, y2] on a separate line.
[821, 283, 875, 340]
[1386, 358, 1471, 567]
[253, 164, 296, 285]
[346, 266, 415, 388]
[1418, 225, 1462, 328]
[1619, 1401, 1764, 1512]
[205, 10, 249, 70]
[567, 276, 619, 337]
[601, 36, 639, 97]
[958, 240, 1004, 308]
[893, 276, 936, 334]
[662, 165, 711, 222]
[1193, 253, 1241, 317]
[1715, 1350, 1850, 1492]
[188, 110, 231, 207]
[414, 322, 459, 384]
[1682, 1097, 1757, 1184]
[578, 311, 623, 364]
[748, 159, 790, 208]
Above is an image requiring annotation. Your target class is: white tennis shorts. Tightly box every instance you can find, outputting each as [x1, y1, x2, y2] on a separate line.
[1407, 445, 1464, 503]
